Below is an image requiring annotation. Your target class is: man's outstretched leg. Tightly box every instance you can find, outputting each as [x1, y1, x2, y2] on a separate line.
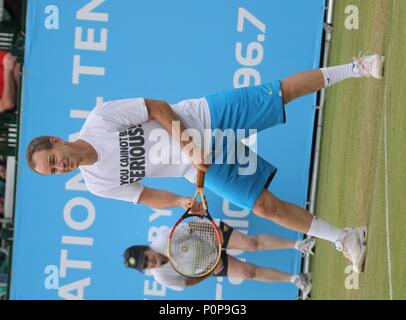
[213, 255, 312, 299]
[225, 225, 316, 255]
[252, 190, 367, 273]
[281, 53, 384, 105]
[249, 53, 384, 273]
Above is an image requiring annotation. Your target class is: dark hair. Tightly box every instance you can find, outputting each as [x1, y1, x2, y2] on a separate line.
[25, 136, 54, 172]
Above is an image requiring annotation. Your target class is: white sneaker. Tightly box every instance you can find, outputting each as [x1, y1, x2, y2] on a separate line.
[335, 227, 367, 273]
[294, 273, 312, 300]
[297, 237, 316, 256]
[352, 53, 385, 79]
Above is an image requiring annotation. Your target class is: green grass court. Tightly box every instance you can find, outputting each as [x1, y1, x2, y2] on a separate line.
[311, 0, 406, 299]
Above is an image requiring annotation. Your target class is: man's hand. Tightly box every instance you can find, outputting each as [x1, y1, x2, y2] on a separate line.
[178, 197, 205, 214]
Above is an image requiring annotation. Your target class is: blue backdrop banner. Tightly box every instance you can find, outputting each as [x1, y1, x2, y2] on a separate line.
[11, 0, 325, 299]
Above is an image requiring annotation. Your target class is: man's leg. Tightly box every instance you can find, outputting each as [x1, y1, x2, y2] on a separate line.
[226, 229, 315, 255]
[219, 255, 291, 283]
[252, 189, 367, 272]
[281, 54, 384, 105]
[253, 190, 315, 234]
[227, 229, 295, 251]
[281, 70, 325, 105]
[217, 255, 311, 297]
[225, 227, 309, 251]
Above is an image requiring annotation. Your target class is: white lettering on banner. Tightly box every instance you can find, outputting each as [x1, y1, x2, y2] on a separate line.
[72, 55, 105, 84]
[215, 282, 223, 300]
[149, 209, 172, 222]
[75, 27, 108, 51]
[216, 275, 224, 300]
[223, 201, 249, 218]
[77, 0, 109, 22]
[65, 172, 88, 192]
[62, 236, 94, 246]
[44, 5, 59, 30]
[233, 7, 266, 88]
[70, 109, 91, 119]
[52, 1, 111, 300]
[147, 226, 169, 242]
[72, 0, 108, 84]
[144, 280, 166, 297]
[63, 198, 96, 231]
[58, 278, 91, 300]
[57, 196, 96, 299]
[44, 265, 59, 289]
[144, 269, 166, 297]
[222, 219, 249, 229]
[59, 249, 92, 278]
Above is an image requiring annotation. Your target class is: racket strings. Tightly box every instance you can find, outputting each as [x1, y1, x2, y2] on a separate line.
[169, 217, 220, 276]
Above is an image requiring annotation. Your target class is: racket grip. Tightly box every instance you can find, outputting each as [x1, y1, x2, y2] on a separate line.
[196, 170, 205, 188]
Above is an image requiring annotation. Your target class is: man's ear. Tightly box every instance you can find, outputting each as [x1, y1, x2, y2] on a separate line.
[50, 137, 65, 145]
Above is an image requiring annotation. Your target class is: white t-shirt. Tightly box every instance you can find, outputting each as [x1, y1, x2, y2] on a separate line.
[78, 98, 211, 203]
[149, 227, 187, 291]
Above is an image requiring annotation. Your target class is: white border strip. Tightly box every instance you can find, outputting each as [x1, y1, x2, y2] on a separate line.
[303, 0, 334, 281]
[383, 47, 393, 301]
[382, 0, 396, 301]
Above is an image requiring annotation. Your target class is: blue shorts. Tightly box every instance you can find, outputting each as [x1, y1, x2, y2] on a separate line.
[204, 81, 286, 212]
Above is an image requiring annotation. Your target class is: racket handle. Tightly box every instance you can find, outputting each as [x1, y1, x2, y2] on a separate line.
[196, 170, 205, 188]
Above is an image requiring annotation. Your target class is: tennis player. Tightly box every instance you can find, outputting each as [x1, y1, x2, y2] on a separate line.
[26, 53, 384, 273]
[123, 222, 315, 298]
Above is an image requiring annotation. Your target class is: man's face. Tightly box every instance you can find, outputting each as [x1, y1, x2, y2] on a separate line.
[32, 140, 81, 175]
[143, 249, 167, 269]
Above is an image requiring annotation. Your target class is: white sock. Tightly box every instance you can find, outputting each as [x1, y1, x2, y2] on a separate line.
[321, 63, 362, 87]
[307, 217, 345, 244]
[294, 240, 301, 251]
[289, 275, 299, 283]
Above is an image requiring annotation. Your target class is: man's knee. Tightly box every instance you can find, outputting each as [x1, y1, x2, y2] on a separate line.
[253, 191, 284, 222]
[281, 79, 295, 105]
[246, 236, 260, 252]
[241, 265, 256, 280]
[242, 236, 259, 252]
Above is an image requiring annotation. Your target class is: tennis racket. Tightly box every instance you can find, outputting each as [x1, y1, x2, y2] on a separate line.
[167, 170, 223, 278]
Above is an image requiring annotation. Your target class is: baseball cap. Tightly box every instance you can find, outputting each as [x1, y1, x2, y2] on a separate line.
[123, 245, 149, 272]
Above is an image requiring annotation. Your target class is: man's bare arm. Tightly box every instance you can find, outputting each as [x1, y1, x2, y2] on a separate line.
[139, 186, 199, 211]
[144, 98, 208, 172]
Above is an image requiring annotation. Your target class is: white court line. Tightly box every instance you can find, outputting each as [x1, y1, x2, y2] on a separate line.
[381, 0, 398, 301]
[383, 39, 394, 301]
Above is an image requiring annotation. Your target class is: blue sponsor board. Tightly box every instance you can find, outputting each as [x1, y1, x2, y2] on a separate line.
[11, 0, 324, 299]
